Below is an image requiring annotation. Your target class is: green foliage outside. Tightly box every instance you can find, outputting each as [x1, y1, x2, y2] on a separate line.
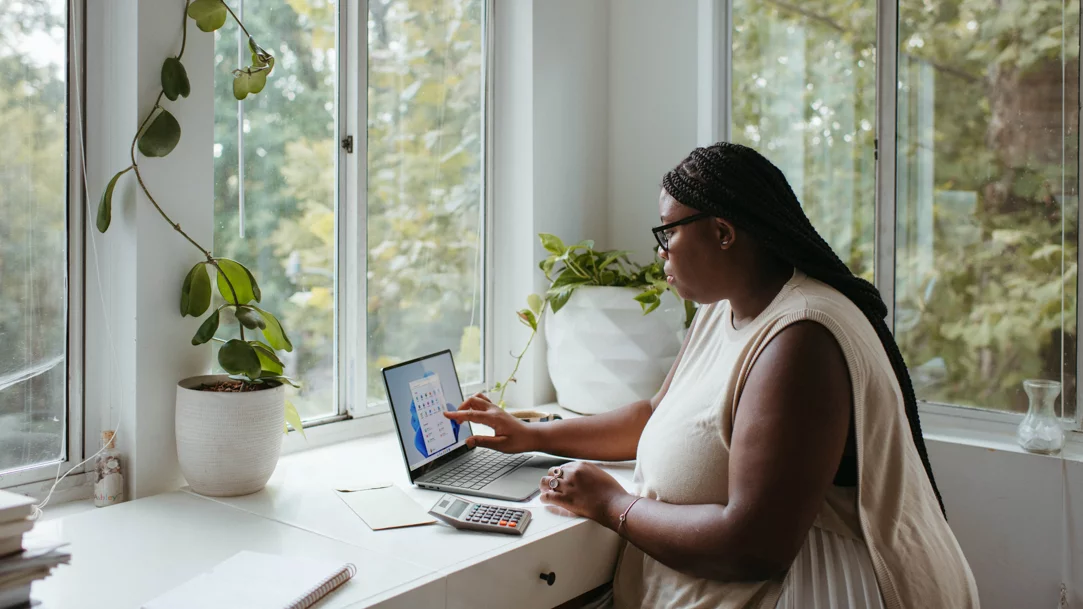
[212, 0, 485, 419]
[0, 0, 68, 471]
[733, 0, 1079, 415]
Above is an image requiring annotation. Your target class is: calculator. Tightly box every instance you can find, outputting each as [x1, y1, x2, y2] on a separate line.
[428, 494, 531, 535]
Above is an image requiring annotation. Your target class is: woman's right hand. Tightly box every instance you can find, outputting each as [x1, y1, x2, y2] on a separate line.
[444, 394, 541, 454]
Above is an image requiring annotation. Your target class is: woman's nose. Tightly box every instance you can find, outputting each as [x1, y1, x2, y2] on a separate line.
[658, 245, 669, 260]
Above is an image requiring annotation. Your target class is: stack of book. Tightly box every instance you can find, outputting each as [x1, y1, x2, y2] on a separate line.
[0, 490, 69, 609]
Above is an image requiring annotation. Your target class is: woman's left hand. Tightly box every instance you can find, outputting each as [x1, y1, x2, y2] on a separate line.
[540, 462, 633, 527]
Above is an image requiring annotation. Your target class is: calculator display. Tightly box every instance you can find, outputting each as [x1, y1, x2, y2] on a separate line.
[447, 499, 469, 518]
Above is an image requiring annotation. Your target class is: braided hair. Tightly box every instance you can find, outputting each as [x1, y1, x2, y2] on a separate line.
[663, 142, 945, 515]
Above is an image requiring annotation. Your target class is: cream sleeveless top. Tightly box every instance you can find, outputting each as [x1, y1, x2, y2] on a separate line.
[611, 271, 979, 609]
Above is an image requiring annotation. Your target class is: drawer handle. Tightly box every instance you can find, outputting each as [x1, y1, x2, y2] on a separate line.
[539, 572, 556, 586]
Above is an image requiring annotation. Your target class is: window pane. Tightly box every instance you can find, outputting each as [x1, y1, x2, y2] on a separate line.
[731, 0, 878, 280]
[895, 0, 1079, 417]
[366, 0, 486, 404]
[214, 1, 338, 421]
[0, 0, 68, 475]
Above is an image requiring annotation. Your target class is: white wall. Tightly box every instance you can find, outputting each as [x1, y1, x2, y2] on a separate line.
[608, 0, 699, 260]
[927, 439, 1083, 608]
[86, 0, 214, 499]
[491, 0, 611, 409]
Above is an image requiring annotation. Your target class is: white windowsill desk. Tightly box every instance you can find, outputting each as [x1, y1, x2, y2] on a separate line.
[28, 408, 634, 609]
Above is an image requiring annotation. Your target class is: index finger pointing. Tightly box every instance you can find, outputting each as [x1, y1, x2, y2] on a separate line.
[444, 408, 493, 423]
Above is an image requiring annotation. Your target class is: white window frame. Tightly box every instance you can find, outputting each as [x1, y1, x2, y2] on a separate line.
[0, 0, 90, 492]
[719, 0, 1083, 441]
[275, 0, 495, 447]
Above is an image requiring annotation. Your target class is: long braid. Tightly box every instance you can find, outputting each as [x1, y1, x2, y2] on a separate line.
[663, 142, 946, 515]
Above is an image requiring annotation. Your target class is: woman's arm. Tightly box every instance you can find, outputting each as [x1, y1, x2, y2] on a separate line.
[544, 321, 853, 582]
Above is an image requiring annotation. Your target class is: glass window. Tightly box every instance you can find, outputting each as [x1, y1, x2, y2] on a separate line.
[895, 0, 1079, 417]
[365, 0, 487, 404]
[214, 1, 339, 422]
[731, 0, 878, 281]
[0, 0, 70, 475]
[215, 0, 488, 417]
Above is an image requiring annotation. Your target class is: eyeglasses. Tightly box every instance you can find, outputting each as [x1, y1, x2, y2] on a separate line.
[652, 213, 711, 252]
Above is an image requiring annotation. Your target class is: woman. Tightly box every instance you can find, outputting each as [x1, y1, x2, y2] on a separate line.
[446, 143, 979, 609]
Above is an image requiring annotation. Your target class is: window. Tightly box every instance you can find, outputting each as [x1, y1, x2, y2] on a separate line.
[214, 0, 488, 422]
[365, 0, 487, 404]
[731, 0, 878, 281]
[894, 0, 1078, 419]
[0, 0, 78, 480]
[731, 0, 1081, 423]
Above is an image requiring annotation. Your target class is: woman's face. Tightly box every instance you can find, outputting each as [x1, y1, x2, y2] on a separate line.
[657, 189, 734, 304]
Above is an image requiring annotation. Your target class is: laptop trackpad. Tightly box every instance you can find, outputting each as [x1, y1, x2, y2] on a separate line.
[481, 455, 570, 502]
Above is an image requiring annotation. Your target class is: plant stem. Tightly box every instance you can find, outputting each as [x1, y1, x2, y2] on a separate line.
[178, 1, 191, 59]
[496, 306, 546, 407]
[222, 0, 253, 40]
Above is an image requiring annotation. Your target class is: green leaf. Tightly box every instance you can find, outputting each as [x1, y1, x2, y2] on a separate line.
[180, 263, 212, 317]
[250, 341, 284, 376]
[599, 251, 631, 271]
[187, 0, 228, 32]
[161, 57, 190, 101]
[539, 233, 566, 256]
[517, 309, 538, 330]
[97, 167, 130, 233]
[634, 291, 658, 304]
[219, 339, 262, 379]
[640, 299, 661, 315]
[247, 67, 269, 94]
[527, 294, 544, 316]
[137, 108, 181, 158]
[233, 72, 251, 100]
[253, 306, 293, 352]
[549, 269, 592, 291]
[236, 306, 267, 330]
[284, 400, 306, 438]
[215, 258, 260, 304]
[549, 289, 574, 314]
[191, 309, 220, 345]
[268, 376, 301, 388]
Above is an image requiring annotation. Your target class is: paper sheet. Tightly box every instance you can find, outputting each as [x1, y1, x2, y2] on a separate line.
[336, 486, 435, 531]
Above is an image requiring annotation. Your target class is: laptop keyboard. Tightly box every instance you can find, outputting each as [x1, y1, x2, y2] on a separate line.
[428, 451, 533, 490]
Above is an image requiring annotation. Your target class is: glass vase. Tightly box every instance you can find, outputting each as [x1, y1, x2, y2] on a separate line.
[1017, 379, 1065, 455]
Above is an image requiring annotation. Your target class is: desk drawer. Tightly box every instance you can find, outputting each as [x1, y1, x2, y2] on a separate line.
[446, 523, 620, 609]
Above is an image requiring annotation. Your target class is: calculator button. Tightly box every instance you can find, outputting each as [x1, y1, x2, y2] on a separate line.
[499, 520, 507, 526]
[508, 522, 517, 527]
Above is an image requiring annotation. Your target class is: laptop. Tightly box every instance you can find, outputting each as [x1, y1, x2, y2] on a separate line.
[381, 350, 567, 501]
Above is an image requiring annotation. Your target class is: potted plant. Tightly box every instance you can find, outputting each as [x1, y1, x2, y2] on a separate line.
[493, 234, 695, 415]
[96, 1, 303, 497]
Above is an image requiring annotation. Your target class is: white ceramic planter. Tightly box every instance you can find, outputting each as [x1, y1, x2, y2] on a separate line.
[175, 375, 285, 497]
[544, 286, 686, 414]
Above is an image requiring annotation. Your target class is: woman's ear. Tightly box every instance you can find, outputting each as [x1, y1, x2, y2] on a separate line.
[716, 218, 737, 249]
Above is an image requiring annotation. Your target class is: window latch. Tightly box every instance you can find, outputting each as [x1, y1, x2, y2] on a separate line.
[341, 135, 354, 154]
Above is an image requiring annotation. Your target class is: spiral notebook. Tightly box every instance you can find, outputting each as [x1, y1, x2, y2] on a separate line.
[142, 551, 356, 609]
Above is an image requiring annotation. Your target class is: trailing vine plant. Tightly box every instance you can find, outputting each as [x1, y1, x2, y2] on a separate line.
[96, 1, 302, 429]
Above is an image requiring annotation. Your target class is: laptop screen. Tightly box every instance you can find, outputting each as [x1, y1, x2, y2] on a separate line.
[382, 351, 472, 473]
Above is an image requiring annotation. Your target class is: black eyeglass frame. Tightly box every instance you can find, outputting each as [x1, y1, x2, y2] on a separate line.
[652, 213, 711, 251]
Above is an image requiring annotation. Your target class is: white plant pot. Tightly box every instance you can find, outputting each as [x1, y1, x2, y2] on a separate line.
[545, 287, 686, 414]
[175, 375, 285, 497]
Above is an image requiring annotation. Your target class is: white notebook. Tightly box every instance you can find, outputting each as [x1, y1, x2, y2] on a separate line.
[142, 551, 356, 609]
[0, 490, 34, 524]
